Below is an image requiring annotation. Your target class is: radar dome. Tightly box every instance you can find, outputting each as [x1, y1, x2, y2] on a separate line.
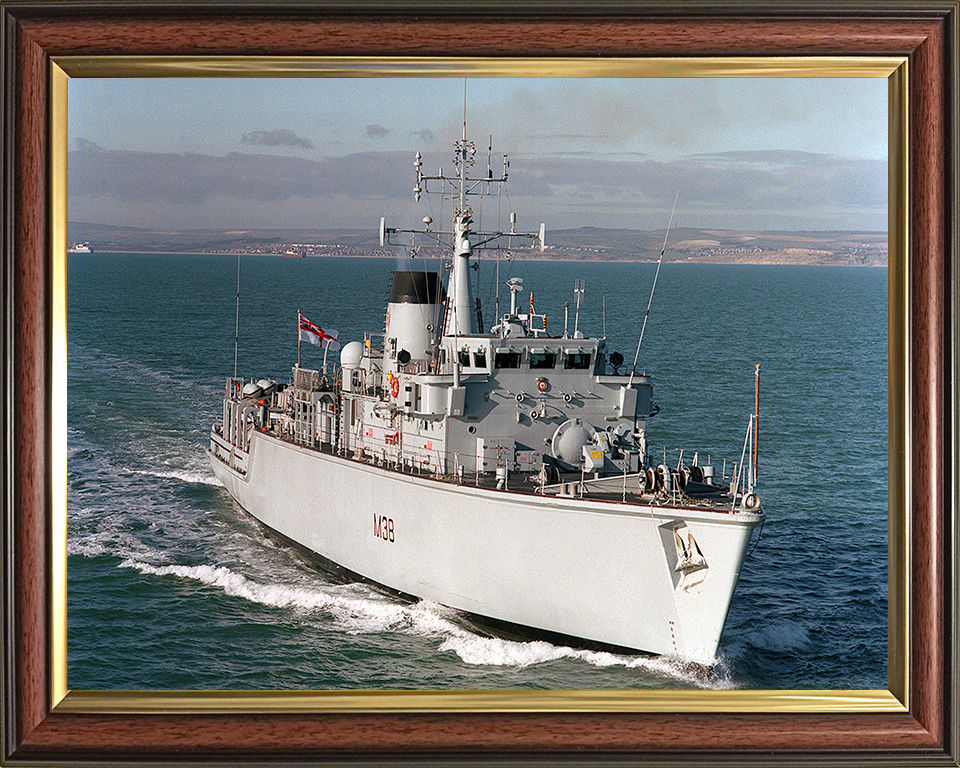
[340, 341, 364, 369]
[551, 419, 597, 466]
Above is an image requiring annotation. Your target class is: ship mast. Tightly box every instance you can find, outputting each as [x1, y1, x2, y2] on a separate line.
[380, 94, 546, 343]
[448, 119, 478, 337]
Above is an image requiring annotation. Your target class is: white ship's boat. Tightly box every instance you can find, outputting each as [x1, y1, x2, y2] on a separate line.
[209, 130, 764, 661]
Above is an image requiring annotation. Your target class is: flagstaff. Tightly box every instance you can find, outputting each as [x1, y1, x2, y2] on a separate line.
[298, 311, 340, 371]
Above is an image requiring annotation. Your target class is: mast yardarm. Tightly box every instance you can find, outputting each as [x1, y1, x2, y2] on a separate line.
[381, 133, 545, 340]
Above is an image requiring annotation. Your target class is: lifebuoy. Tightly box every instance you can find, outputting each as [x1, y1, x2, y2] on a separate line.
[230, 380, 241, 398]
[743, 493, 760, 509]
[537, 377, 549, 392]
[390, 377, 400, 398]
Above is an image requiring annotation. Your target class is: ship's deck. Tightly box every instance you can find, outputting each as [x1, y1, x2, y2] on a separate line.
[257, 427, 749, 515]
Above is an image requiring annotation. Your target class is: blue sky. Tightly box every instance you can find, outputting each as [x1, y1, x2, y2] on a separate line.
[68, 77, 887, 232]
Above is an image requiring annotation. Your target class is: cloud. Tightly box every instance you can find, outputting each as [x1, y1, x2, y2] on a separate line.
[509, 150, 885, 208]
[496, 149, 886, 230]
[414, 128, 436, 142]
[493, 83, 728, 154]
[448, 80, 884, 168]
[74, 137, 103, 152]
[241, 129, 314, 149]
[67, 145, 886, 231]
[68, 147, 417, 205]
[523, 133, 593, 143]
[691, 149, 832, 165]
[366, 124, 391, 139]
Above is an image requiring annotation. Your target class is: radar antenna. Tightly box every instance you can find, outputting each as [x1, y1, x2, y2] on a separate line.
[380, 88, 545, 338]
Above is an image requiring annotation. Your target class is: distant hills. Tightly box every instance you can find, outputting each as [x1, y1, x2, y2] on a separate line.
[67, 222, 887, 267]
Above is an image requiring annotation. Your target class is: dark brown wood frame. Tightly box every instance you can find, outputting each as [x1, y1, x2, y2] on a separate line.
[2, 2, 957, 765]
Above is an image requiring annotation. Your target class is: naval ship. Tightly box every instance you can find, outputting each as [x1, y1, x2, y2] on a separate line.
[208, 131, 764, 661]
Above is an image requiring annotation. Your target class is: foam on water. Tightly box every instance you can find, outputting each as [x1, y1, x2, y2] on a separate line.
[131, 468, 221, 486]
[121, 558, 474, 640]
[122, 560, 387, 615]
[438, 634, 735, 689]
[71, 341, 217, 393]
[69, 530, 170, 562]
[120, 559, 485, 644]
[118, 557, 731, 687]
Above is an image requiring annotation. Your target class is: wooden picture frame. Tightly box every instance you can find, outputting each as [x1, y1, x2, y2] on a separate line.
[2, 2, 957, 765]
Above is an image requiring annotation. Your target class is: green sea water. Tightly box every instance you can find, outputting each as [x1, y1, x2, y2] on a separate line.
[67, 253, 887, 690]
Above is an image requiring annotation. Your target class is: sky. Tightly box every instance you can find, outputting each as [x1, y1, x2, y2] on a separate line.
[67, 77, 887, 232]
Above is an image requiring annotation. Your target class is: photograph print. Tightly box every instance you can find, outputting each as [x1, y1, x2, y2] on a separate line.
[66, 75, 888, 692]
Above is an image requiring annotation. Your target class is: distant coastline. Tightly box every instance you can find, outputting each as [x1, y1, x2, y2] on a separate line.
[69, 223, 888, 268]
[85, 248, 887, 267]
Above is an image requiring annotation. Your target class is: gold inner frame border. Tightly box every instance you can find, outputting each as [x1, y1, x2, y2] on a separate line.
[49, 55, 909, 715]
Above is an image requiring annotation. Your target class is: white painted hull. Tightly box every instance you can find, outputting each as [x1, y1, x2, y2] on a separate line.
[210, 430, 761, 660]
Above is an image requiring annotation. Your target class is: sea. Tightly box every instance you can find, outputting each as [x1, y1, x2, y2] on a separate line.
[66, 252, 888, 691]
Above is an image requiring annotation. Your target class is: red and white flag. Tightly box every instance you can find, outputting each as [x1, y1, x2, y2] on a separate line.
[299, 313, 340, 351]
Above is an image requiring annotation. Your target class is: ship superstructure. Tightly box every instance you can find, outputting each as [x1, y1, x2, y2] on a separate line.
[209, 128, 764, 660]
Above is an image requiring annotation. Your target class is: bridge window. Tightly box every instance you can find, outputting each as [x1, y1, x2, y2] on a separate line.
[529, 350, 556, 370]
[564, 352, 591, 370]
[458, 348, 489, 371]
[495, 350, 521, 369]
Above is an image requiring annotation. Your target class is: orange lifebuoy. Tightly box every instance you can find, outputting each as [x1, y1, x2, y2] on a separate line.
[390, 377, 400, 398]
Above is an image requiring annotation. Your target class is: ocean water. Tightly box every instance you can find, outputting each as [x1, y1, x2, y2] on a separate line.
[67, 253, 887, 690]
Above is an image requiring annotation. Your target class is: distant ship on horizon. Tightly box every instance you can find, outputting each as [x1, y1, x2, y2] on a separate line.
[68, 242, 93, 254]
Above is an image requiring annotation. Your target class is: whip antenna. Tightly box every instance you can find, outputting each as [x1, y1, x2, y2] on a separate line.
[629, 190, 679, 386]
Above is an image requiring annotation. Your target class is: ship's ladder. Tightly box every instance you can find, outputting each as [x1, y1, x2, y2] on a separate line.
[435, 296, 452, 373]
